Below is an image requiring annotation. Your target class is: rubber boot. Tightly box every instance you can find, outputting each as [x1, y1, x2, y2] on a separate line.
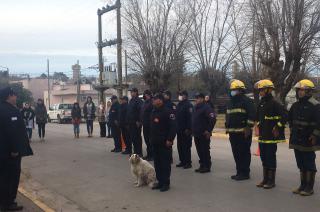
[263, 169, 276, 189]
[300, 171, 316, 196]
[256, 167, 268, 187]
[292, 171, 306, 194]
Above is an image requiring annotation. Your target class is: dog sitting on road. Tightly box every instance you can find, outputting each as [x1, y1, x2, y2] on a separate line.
[129, 154, 156, 188]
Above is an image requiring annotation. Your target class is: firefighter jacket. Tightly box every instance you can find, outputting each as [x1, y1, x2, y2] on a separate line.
[289, 96, 320, 151]
[257, 94, 287, 143]
[225, 94, 255, 133]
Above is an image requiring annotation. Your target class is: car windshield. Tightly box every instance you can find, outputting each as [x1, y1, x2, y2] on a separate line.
[59, 104, 73, 109]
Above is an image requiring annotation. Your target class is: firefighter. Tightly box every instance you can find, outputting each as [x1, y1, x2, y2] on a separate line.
[226, 80, 255, 181]
[255, 79, 287, 189]
[289, 79, 320, 196]
[192, 93, 216, 173]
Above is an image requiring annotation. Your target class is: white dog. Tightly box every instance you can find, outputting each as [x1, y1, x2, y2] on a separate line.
[129, 154, 156, 188]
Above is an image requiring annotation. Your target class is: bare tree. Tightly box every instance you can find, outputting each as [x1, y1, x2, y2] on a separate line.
[123, 0, 191, 92]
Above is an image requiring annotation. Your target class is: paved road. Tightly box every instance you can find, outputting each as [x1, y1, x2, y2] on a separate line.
[21, 123, 320, 212]
[16, 193, 43, 212]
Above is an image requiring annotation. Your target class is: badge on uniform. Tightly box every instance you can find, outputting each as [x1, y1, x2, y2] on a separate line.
[170, 114, 176, 120]
[154, 118, 160, 123]
[11, 117, 17, 121]
[189, 108, 193, 113]
[173, 105, 176, 110]
[209, 113, 215, 118]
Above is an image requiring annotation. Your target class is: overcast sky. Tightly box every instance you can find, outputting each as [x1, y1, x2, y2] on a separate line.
[0, 0, 118, 76]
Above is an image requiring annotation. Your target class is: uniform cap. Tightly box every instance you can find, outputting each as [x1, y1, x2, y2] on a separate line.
[143, 90, 152, 96]
[111, 95, 118, 100]
[153, 93, 165, 101]
[179, 90, 188, 97]
[130, 87, 139, 93]
[195, 93, 205, 99]
[163, 90, 172, 97]
[294, 79, 315, 90]
[0, 87, 17, 102]
[120, 96, 129, 101]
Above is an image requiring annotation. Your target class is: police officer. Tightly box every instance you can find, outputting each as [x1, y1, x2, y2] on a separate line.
[176, 91, 193, 169]
[0, 87, 33, 211]
[119, 96, 130, 154]
[255, 79, 287, 189]
[289, 79, 320, 196]
[109, 95, 121, 153]
[126, 88, 143, 156]
[192, 93, 216, 173]
[150, 94, 176, 192]
[141, 90, 154, 161]
[226, 80, 255, 181]
[163, 90, 176, 112]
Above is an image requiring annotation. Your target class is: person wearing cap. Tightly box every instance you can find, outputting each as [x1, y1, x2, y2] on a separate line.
[163, 90, 176, 112]
[97, 101, 107, 137]
[0, 87, 33, 211]
[126, 88, 143, 156]
[176, 90, 193, 169]
[192, 93, 216, 173]
[83, 96, 96, 137]
[226, 80, 255, 181]
[119, 96, 130, 154]
[141, 90, 154, 161]
[150, 93, 176, 192]
[109, 95, 121, 152]
[289, 79, 320, 196]
[255, 79, 287, 189]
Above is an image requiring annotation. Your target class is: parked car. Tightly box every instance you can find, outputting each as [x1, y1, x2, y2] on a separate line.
[48, 103, 73, 124]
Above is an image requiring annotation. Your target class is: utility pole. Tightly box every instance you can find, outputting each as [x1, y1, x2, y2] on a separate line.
[72, 61, 81, 103]
[124, 50, 128, 95]
[116, 0, 123, 98]
[47, 59, 50, 108]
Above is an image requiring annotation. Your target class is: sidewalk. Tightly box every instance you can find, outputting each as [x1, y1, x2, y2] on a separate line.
[16, 193, 43, 212]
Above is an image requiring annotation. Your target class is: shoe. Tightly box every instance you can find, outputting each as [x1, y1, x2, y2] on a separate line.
[300, 171, 316, 196]
[256, 167, 268, 188]
[176, 163, 185, 168]
[263, 169, 276, 189]
[2, 203, 23, 211]
[231, 174, 238, 180]
[234, 174, 250, 181]
[199, 167, 211, 173]
[152, 183, 162, 190]
[114, 149, 122, 153]
[293, 171, 306, 194]
[195, 166, 203, 172]
[183, 164, 192, 169]
[111, 149, 116, 152]
[107, 135, 112, 138]
[160, 185, 170, 192]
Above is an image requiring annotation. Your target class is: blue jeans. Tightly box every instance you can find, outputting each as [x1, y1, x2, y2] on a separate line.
[26, 128, 32, 139]
[73, 124, 80, 135]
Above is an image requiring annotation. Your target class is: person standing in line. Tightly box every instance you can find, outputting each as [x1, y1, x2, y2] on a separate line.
[35, 99, 47, 142]
[106, 101, 112, 138]
[71, 102, 82, 139]
[21, 103, 35, 142]
[83, 96, 96, 137]
[119, 96, 130, 154]
[97, 102, 107, 137]
[141, 90, 154, 161]
[205, 95, 215, 109]
[0, 87, 33, 211]
[109, 95, 121, 152]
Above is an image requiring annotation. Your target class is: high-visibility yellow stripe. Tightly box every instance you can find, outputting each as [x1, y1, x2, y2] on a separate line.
[227, 108, 246, 114]
[264, 116, 281, 120]
[247, 120, 254, 125]
[293, 120, 316, 127]
[258, 139, 286, 143]
[226, 128, 245, 133]
[277, 122, 283, 127]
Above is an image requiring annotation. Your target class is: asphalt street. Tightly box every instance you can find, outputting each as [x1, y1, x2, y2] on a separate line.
[20, 123, 320, 212]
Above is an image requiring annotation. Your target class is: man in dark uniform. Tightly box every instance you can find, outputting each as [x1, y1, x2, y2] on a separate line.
[226, 80, 255, 181]
[192, 93, 216, 173]
[109, 95, 121, 153]
[141, 90, 154, 161]
[163, 90, 176, 112]
[150, 94, 176, 192]
[119, 96, 130, 154]
[126, 88, 143, 156]
[0, 87, 33, 211]
[176, 91, 193, 169]
[255, 79, 287, 189]
[289, 79, 320, 196]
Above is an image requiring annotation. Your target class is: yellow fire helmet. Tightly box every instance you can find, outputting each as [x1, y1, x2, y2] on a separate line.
[255, 79, 275, 89]
[294, 79, 315, 90]
[230, 79, 246, 90]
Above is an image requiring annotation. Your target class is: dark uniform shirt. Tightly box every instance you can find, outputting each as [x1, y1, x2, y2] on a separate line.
[127, 96, 143, 125]
[0, 102, 33, 158]
[289, 96, 320, 151]
[164, 100, 176, 113]
[150, 106, 177, 146]
[192, 103, 216, 136]
[257, 94, 287, 143]
[140, 99, 153, 126]
[225, 94, 256, 133]
[119, 103, 128, 128]
[176, 100, 193, 133]
[109, 102, 120, 127]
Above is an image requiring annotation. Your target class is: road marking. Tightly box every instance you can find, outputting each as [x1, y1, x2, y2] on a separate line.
[18, 187, 55, 212]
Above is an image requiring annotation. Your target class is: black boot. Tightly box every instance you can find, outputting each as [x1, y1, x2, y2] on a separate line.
[300, 171, 316, 196]
[292, 171, 306, 194]
[263, 169, 276, 189]
[256, 167, 268, 188]
[152, 183, 162, 190]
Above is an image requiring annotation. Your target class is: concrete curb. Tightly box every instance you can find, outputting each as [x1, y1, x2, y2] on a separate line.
[18, 187, 55, 212]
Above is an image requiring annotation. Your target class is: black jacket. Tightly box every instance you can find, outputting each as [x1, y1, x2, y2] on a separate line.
[176, 100, 193, 132]
[119, 103, 128, 127]
[225, 94, 256, 133]
[109, 102, 120, 127]
[21, 107, 35, 126]
[150, 105, 177, 146]
[192, 103, 216, 136]
[289, 96, 320, 151]
[126, 96, 143, 125]
[257, 94, 287, 143]
[140, 98, 153, 126]
[0, 102, 33, 158]
[83, 102, 96, 120]
[35, 104, 47, 124]
[164, 100, 176, 113]
[71, 107, 82, 119]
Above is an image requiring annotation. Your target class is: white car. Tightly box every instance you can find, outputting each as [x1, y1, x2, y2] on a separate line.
[48, 103, 73, 124]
